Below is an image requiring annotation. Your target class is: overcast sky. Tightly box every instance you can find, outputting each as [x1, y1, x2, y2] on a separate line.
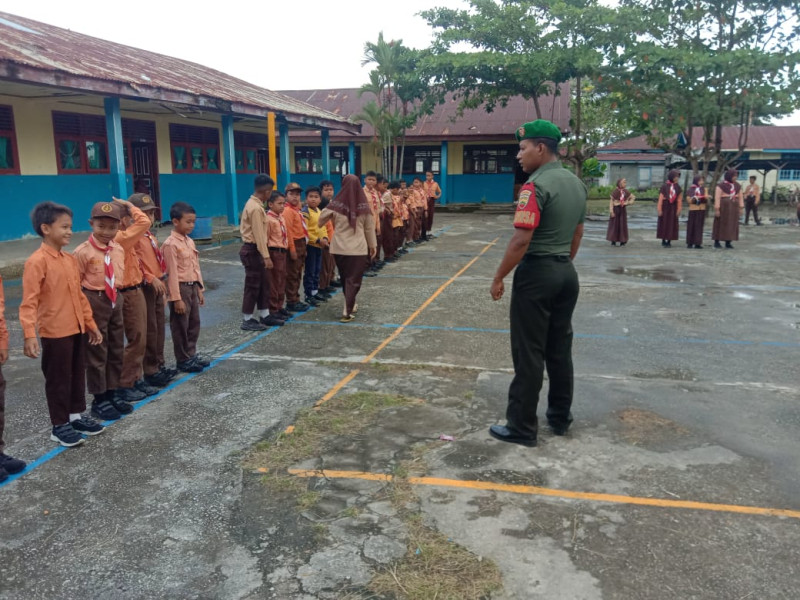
[3, 0, 798, 125]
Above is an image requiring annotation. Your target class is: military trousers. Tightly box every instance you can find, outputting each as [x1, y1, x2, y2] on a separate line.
[506, 254, 579, 438]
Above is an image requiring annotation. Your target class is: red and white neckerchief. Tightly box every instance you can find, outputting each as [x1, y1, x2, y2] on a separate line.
[723, 182, 737, 199]
[287, 203, 308, 241]
[267, 210, 288, 247]
[88, 234, 117, 307]
[144, 230, 167, 274]
[668, 184, 677, 204]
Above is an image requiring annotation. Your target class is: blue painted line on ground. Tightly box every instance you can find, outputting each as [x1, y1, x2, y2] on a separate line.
[292, 320, 800, 348]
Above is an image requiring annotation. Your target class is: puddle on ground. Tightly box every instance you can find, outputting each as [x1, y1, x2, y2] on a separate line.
[608, 267, 684, 282]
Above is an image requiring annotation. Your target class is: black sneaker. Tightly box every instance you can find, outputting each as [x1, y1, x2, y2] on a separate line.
[108, 395, 134, 415]
[50, 424, 85, 447]
[278, 308, 292, 319]
[159, 366, 179, 379]
[241, 318, 267, 332]
[329, 280, 342, 288]
[194, 354, 211, 367]
[260, 315, 285, 327]
[134, 379, 160, 396]
[116, 386, 147, 403]
[286, 301, 310, 312]
[305, 297, 321, 307]
[177, 357, 204, 373]
[315, 292, 332, 300]
[71, 416, 104, 436]
[91, 399, 121, 421]
[144, 371, 172, 388]
[0, 453, 26, 475]
[364, 271, 378, 277]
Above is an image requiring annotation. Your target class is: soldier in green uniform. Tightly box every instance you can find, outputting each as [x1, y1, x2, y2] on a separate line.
[489, 120, 586, 447]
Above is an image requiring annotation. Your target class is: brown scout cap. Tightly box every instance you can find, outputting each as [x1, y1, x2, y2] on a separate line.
[90, 202, 121, 220]
[127, 193, 157, 211]
[284, 182, 303, 193]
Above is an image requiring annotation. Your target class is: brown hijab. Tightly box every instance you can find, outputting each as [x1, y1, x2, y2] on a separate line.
[611, 178, 628, 201]
[328, 174, 371, 230]
[660, 170, 682, 204]
[719, 169, 741, 194]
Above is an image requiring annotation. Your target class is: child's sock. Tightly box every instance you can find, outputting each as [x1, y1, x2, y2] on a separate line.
[69, 413, 81, 422]
[242, 312, 254, 321]
[258, 309, 269, 318]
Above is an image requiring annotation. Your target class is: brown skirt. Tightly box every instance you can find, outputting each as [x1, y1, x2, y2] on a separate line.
[657, 201, 679, 240]
[685, 210, 706, 246]
[334, 254, 369, 317]
[712, 197, 740, 241]
[606, 205, 628, 243]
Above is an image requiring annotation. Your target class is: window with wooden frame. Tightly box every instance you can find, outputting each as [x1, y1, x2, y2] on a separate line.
[462, 145, 518, 174]
[233, 131, 279, 174]
[401, 146, 441, 174]
[0, 105, 20, 175]
[169, 123, 221, 174]
[52, 112, 110, 174]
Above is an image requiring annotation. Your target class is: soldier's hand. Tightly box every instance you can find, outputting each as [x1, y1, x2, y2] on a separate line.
[490, 278, 504, 301]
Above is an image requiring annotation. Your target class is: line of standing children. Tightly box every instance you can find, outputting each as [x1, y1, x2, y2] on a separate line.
[15, 197, 208, 448]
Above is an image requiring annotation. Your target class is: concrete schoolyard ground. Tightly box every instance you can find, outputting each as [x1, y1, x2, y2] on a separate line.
[0, 210, 798, 599]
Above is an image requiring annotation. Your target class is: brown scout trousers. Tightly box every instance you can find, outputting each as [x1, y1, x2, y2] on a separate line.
[320, 246, 336, 289]
[285, 238, 307, 303]
[427, 196, 436, 231]
[120, 287, 147, 388]
[83, 289, 124, 394]
[41, 334, 87, 425]
[381, 212, 395, 258]
[0, 366, 6, 452]
[169, 283, 201, 363]
[267, 248, 288, 313]
[142, 282, 167, 376]
[239, 243, 270, 315]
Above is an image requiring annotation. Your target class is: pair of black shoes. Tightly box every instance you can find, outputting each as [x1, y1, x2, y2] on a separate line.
[145, 366, 178, 388]
[489, 421, 570, 447]
[661, 240, 672, 247]
[0, 453, 27, 482]
[286, 301, 310, 312]
[687, 244, 703, 249]
[92, 389, 134, 421]
[714, 241, 734, 249]
[177, 354, 210, 373]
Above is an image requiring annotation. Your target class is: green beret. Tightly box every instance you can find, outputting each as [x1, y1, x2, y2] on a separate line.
[515, 119, 562, 143]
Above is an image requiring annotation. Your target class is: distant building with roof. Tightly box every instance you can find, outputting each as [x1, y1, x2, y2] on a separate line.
[279, 87, 570, 205]
[597, 126, 800, 193]
[0, 11, 358, 240]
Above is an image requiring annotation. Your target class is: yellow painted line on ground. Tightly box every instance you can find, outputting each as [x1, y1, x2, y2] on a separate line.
[288, 468, 800, 520]
[310, 237, 500, 409]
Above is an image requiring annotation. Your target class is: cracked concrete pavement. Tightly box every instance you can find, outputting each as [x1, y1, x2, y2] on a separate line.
[1, 209, 799, 599]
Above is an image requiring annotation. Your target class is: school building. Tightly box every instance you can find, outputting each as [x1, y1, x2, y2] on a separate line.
[278, 87, 570, 206]
[597, 126, 800, 194]
[0, 11, 360, 241]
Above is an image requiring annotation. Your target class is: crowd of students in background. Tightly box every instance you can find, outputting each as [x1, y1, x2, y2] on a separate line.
[0, 170, 442, 481]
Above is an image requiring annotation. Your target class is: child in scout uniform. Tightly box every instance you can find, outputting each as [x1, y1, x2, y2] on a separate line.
[20, 202, 105, 447]
[283, 182, 310, 311]
[162, 202, 208, 373]
[239, 175, 276, 332]
[318, 180, 340, 292]
[423, 170, 441, 237]
[265, 191, 292, 322]
[130, 193, 178, 386]
[113, 196, 156, 403]
[0, 275, 26, 481]
[363, 172, 382, 276]
[389, 181, 406, 257]
[302, 187, 330, 304]
[74, 201, 132, 420]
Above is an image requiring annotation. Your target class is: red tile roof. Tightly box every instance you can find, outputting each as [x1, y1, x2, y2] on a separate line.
[0, 11, 357, 132]
[280, 85, 571, 141]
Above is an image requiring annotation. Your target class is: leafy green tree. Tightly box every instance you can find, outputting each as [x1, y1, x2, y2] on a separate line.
[608, 0, 800, 188]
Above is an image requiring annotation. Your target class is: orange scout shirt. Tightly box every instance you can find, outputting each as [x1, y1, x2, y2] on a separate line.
[0, 275, 8, 351]
[240, 196, 271, 260]
[74, 237, 125, 291]
[423, 179, 441, 199]
[114, 206, 153, 289]
[161, 231, 204, 302]
[284, 203, 307, 243]
[136, 232, 166, 284]
[266, 211, 295, 251]
[364, 186, 381, 233]
[19, 243, 98, 339]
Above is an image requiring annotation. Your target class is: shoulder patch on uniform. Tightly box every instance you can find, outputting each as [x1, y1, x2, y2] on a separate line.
[518, 189, 531, 209]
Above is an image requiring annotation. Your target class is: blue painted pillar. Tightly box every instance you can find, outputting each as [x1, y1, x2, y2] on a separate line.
[221, 115, 239, 225]
[321, 129, 331, 180]
[440, 140, 449, 205]
[348, 141, 356, 176]
[103, 97, 127, 199]
[279, 122, 291, 190]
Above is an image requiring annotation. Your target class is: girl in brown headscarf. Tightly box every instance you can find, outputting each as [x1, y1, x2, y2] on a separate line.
[657, 170, 682, 247]
[606, 178, 635, 246]
[685, 175, 707, 249]
[712, 169, 744, 249]
[319, 175, 377, 322]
